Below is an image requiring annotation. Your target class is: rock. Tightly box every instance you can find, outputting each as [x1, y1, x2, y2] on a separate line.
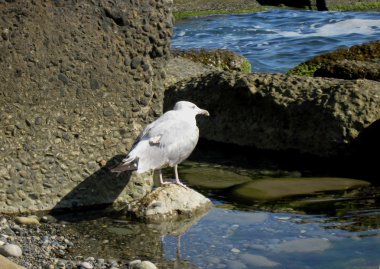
[314, 59, 380, 82]
[0, 255, 26, 269]
[165, 71, 380, 158]
[140, 261, 158, 269]
[272, 238, 331, 253]
[128, 260, 142, 269]
[225, 259, 247, 269]
[129, 260, 157, 269]
[172, 48, 252, 73]
[79, 261, 93, 269]
[240, 253, 279, 267]
[0, 244, 23, 257]
[180, 165, 251, 189]
[289, 40, 380, 79]
[164, 57, 214, 87]
[14, 216, 40, 225]
[0, 0, 172, 214]
[128, 184, 212, 223]
[228, 177, 370, 201]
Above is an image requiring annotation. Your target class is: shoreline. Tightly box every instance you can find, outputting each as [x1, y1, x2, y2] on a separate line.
[173, 1, 380, 20]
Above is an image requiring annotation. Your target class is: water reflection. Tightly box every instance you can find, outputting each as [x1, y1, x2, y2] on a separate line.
[54, 161, 380, 269]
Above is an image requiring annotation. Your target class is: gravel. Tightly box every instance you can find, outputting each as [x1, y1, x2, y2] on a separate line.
[0, 215, 158, 269]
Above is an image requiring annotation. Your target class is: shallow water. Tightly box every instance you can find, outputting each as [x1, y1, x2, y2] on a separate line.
[172, 9, 380, 73]
[62, 162, 380, 269]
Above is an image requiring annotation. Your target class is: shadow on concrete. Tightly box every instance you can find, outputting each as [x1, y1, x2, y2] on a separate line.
[50, 154, 132, 221]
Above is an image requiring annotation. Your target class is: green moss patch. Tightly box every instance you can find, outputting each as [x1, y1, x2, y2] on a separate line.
[329, 2, 380, 11]
[174, 7, 267, 20]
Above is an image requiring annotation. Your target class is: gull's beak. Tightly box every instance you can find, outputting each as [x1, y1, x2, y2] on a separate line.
[200, 109, 210, 116]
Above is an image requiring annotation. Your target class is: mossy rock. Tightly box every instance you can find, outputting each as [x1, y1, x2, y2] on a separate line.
[228, 177, 370, 201]
[288, 40, 380, 77]
[172, 48, 252, 73]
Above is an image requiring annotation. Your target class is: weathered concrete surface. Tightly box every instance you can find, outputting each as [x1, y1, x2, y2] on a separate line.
[128, 184, 212, 223]
[0, 0, 172, 213]
[165, 70, 380, 157]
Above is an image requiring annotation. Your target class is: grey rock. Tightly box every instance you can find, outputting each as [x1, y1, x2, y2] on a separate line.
[79, 261, 93, 269]
[128, 184, 212, 223]
[0, 244, 23, 257]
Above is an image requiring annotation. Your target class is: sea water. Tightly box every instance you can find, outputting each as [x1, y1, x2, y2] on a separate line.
[172, 9, 380, 73]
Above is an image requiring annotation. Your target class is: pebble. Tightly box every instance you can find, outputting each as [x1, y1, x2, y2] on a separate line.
[15, 216, 40, 225]
[79, 261, 93, 269]
[231, 248, 240, 253]
[0, 243, 23, 257]
[140, 261, 158, 269]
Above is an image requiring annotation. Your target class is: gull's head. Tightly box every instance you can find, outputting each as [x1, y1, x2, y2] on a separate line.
[173, 101, 210, 117]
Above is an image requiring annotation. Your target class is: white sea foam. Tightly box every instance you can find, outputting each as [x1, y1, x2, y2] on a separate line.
[314, 19, 380, 36]
[276, 19, 380, 38]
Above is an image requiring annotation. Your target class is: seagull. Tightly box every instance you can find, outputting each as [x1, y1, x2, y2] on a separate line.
[111, 101, 209, 188]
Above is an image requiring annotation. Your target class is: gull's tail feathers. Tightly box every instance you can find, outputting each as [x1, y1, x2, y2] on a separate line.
[110, 155, 138, 173]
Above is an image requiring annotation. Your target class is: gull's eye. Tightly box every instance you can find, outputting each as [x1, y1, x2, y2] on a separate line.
[192, 105, 196, 109]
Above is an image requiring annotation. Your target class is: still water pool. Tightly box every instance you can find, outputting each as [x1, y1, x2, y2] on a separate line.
[64, 162, 380, 269]
[172, 9, 380, 73]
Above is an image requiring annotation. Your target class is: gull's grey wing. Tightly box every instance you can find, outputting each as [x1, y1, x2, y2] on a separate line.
[128, 110, 179, 152]
[133, 118, 199, 172]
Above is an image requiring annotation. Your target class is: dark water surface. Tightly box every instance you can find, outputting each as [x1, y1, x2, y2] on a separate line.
[172, 9, 380, 73]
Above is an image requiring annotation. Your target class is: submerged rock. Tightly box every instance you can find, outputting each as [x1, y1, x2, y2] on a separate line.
[228, 177, 370, 201]
[127, 184, 212, 223]
[240, 253, 279, 267]
[180, 165, 251, 189]
[272, 238, 331, 253]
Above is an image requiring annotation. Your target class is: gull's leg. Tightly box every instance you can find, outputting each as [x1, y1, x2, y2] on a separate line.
[174, 165, 188, 189]
[159, 169, 171, 186]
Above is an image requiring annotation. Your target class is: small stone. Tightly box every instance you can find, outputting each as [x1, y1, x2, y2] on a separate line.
[0, 244, 23, 257]
[140, 261, 158, 269]
[15, 216, 40, 225]
[231, 248, 240, 253]
[128, 260, 141, 269]
[79, 261, 93, 269]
